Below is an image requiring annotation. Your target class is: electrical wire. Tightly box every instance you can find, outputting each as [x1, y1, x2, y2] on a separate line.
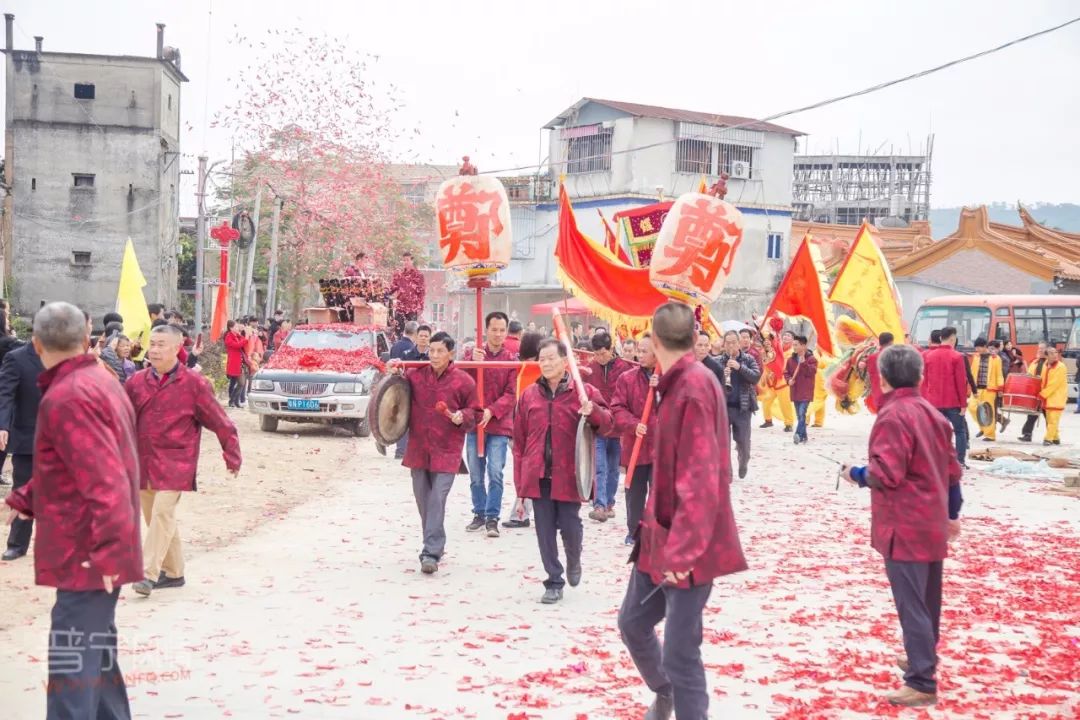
[404, 14, 1080, 182]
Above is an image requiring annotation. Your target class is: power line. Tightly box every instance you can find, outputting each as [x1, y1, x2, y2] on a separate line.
[452, 14, 1080, 179]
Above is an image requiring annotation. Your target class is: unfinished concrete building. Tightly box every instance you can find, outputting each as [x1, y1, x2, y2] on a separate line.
[792, 136, 933, 226]
[1, 16, 186, 319]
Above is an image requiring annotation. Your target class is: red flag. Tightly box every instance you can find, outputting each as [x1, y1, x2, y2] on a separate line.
[555, 185, 667, 325]
[765, 234, 835, 356]
[597, 209, 632, 265]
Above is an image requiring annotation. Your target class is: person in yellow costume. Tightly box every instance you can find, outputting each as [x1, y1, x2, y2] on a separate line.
[758, 321, 795, 432]
[810, 348, 829, 428]
[1037, 345, 1067, 445]
[967, 338, 1004, 441]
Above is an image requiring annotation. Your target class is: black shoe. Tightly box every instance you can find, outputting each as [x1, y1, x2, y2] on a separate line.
[502, 518, 530, 528]
[738, 464, 748, 479]
[485, 520, 500, 538]
[1, 548, 26, 561]
[759, 421, 773, 429]
[793, 435, 801, 445]
[783, 425, 793, 433]
[375, 442, 387, 456]
[420, 558, 438, 574]
[644, 692, 674, 720]
[1053, 440, 1061, 445]
[540, 587, 563, 604]
[466, 515, 485, 532]
[132, 580, 154, 597]
[983, 437, 994, 442]
[1019, 435, 1032, 443]
[976, 431, 984, 439]
[567, 559, 582, 587]
[155, 573, 186, 590]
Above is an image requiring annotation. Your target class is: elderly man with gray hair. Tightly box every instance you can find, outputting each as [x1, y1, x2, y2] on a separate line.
[841, 344, 964, 708]
[5, 301, 141, 719]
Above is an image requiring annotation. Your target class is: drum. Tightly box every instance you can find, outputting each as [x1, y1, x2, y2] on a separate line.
[575, 417, 596, 502]
[368, 374, 411, 445]
[1001, 374, 1041, 414]
[976, 402, 994, 427]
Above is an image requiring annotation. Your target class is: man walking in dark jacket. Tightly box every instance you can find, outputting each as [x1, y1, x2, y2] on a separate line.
[784, 335, 818, 444]
[0, 341, 44, 560]
[704, 331, 761, 478]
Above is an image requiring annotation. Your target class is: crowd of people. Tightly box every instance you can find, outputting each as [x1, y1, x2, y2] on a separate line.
[2, 301, 242, 718]
[2, 290, 1063, 717]
[385, 304, 975, 715]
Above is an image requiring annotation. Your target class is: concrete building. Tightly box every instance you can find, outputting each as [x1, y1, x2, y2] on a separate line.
[451, 97, 803, 336]
[1, 16, 187, 320]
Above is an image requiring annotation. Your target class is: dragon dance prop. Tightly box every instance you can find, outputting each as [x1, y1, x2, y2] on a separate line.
[825, 316, 878, 414]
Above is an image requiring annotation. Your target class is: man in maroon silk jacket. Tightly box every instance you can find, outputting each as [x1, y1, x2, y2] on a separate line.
[586, 331, 632, 522]
[464, 311, 518, 537]
[618, 303, 747, 720]
[842, 343, 963, 708]
[611, 333, 659, 545]
[5, 301, 141, 719]
[921, 326, 970, 466]
[126, 325, 241, 598]
[783, 334, 818, 444]
[513, 337, 611, 604]
[393, 331, 478, 575]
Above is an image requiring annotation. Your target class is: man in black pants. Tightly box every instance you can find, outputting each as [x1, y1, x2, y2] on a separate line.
[611, 333, 659, 545]
[0, 341, 44, 561]
[703, 330, 761, 479]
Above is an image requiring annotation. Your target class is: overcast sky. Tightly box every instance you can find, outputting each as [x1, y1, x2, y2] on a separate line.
[5, 0, 1079, 213]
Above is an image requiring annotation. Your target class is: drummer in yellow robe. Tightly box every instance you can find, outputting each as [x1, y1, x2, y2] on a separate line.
[1038, 345, 1067, 445]
[810, 348, 829, 428]
[968, 338, 1004, 441]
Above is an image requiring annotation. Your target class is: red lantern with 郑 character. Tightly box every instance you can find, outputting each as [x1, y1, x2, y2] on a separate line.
[434, 156, 514, 456]
[209, 221, 240, 342]
[650, 193, 744, 305]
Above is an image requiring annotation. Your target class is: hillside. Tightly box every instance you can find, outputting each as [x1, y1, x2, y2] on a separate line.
[929, 202, 1080, 239]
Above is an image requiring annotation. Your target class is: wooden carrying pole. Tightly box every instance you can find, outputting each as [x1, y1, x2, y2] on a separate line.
[624, 373, 657, 488]
[471, 280, 487, 456]
[551, 309, 589, 405]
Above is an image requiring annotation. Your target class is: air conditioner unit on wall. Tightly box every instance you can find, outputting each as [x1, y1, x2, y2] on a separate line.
[730, 161, 751, 180]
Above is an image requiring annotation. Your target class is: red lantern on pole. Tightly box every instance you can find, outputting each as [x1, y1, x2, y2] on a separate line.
[435, 157, 512, 456]
[650, 192, 744, 305]
[209, 221, 240, 342]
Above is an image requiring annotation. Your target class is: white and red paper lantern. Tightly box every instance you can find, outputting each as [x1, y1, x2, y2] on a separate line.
[650, 192, 744, 304]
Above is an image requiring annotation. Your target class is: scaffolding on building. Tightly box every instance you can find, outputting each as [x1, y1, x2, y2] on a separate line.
[792, 134, 933, 226]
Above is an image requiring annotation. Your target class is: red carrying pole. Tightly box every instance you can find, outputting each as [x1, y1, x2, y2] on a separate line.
[475, 284, 485, 457]
[624, 371, 658, 488]
[552, 308, 589, 405]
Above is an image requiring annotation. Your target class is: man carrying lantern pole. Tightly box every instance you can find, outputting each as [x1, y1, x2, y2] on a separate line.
[611, 333, 660, 545]
[388, 332, 479, 576]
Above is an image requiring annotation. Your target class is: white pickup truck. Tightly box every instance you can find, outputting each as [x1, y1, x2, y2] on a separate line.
[247, 324, 389, 435]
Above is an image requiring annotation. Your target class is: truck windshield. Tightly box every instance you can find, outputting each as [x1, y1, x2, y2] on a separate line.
[285, 329, 373, 351]
[910, 306, 991, 347]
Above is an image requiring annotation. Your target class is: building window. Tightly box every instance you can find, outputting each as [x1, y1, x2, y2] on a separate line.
[73, 174, 95, 188]
[168, 94, 172, 110]
[74, 83, 95, 100]
[563, 125, 613, 175]
[403, 183, 426, 204]
[767, 232, 783, 260]
[430, 302, 447, 324]
[71, 251, 92, 266]
[718, 143, 755, 177]
[675, 139, 713, 175]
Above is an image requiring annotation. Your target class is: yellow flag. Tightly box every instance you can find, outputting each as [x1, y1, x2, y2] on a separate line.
[115, 239, 153, 355]
[828, 223, 905, 342]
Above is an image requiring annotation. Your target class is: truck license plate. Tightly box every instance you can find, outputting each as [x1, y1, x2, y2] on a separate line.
[287, 399, 320, 411]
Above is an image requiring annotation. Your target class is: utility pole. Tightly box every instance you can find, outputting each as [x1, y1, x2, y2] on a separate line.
[194, 154, 208, 338]
[242, 179, 263, 317]
[264, 197, 282, 321]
